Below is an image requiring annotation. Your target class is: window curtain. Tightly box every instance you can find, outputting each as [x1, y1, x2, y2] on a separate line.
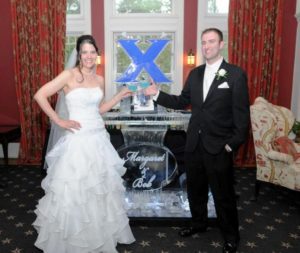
[11, 0, 66, 164]
[228, 0, 283, 167]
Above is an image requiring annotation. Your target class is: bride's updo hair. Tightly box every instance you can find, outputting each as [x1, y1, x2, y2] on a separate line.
[75, 35, 99, 67]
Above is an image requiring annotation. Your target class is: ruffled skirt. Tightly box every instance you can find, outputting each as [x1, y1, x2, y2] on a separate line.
[33, 127, 135, 253]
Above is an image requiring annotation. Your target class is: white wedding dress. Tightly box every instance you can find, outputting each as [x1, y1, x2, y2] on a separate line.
[33, 87, 135, 253]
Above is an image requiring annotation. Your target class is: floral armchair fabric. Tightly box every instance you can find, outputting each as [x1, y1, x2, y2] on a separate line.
[250, 97, 300, 192]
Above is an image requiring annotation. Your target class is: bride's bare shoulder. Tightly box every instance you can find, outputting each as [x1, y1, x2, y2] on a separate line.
[58, 68, 76, 79]
[68, 67, 80, 76]
[65, 68, 84, 82]
[60, 68, 81, 92]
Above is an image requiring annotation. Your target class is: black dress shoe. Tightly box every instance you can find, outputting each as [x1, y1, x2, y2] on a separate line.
[178, 226, 207, 237]
[222, 242, 238, 253]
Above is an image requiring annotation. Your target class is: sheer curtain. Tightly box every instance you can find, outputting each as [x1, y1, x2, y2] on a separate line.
[11, 0, 66, 164]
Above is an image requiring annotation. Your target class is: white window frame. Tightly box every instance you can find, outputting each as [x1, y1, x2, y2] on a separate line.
[104, 0, 184, 101]
[113, 0, 174, 16]
[291, 0, 300, 120]
[66, 0, 91, 36]
[196, 0, 228, 65]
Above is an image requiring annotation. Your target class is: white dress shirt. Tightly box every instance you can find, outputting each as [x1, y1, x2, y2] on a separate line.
[154, 57, 224, 102]
[203, 57, 223, 100]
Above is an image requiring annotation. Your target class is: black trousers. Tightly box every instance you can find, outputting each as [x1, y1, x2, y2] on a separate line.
[184, 138, 240, 244]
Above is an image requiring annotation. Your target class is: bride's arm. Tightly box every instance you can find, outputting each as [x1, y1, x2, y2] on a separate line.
[34, 69, 81, 130]
[97, 76, 132, 114]
[99, 87, 132, 114]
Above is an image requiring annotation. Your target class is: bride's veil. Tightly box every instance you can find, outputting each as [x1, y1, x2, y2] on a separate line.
[43, 48, 77, 169]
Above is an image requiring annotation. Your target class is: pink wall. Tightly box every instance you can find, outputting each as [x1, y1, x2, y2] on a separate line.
[183, 0, 198, 83]
[0, 0, 19, 125]
[91, 0, 105, 77]
[277, 0, 297, 108]
[0, 0, 297, 126]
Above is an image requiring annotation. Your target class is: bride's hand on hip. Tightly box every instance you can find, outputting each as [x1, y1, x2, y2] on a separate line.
[56, 118, 81, 132]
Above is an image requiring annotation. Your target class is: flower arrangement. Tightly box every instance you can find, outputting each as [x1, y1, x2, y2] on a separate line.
[292, 120, 300, 143]
[215, 68, 228, 80]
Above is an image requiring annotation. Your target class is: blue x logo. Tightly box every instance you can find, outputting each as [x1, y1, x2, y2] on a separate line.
[116, 39, 171, 83]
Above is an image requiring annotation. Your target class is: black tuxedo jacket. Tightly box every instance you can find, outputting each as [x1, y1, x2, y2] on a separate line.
[157, 60, 250, 154]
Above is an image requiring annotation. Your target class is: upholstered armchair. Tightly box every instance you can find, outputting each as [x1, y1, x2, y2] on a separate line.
[250, 97, 300, 198]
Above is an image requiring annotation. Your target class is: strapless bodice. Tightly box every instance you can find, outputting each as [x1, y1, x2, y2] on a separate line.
[65, 87, 105, 131]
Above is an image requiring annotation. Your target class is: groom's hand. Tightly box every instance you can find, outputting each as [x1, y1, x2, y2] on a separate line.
[144, 82, 158, 96]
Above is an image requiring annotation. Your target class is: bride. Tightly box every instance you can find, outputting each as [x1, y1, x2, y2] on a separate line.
[32, 35, 135, 253]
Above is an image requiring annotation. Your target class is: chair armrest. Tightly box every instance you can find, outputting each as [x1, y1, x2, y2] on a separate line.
[293, 142, 300, 153]
[266, 149, 294, 164]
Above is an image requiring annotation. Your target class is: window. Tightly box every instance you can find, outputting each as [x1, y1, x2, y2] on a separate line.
[104, 0, 183, 100]
[67, 0, 81, 15]
[115, 0, 173, 14]
[197, 0, 229, 64]
[65, 36, 79, 65]
[114, 32, 174, 93]
[65, 0, 91, 65]
[207, 0, 229, 15]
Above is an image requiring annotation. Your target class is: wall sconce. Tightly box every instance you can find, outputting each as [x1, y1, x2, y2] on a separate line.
[187, 49, 195, 66]
[96, 55, 101, 65]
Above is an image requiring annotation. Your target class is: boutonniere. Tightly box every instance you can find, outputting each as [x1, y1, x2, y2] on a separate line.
[215, 69, 228, 80]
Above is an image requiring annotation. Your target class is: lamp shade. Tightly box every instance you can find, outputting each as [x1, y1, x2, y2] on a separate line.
[187, 49, 195, 66]
[96, 55, 101, 65]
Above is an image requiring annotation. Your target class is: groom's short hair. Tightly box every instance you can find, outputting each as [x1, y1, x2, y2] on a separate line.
[201, 28, 223, 42]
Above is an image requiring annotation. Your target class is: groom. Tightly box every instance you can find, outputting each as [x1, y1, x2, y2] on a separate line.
[144, 27, 250, 253]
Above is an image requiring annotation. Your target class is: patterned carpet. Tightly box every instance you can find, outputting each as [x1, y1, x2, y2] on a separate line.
[0, 165, 299, 253]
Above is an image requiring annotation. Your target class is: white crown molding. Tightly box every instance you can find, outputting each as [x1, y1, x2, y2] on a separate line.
[291, 2, 300, 120]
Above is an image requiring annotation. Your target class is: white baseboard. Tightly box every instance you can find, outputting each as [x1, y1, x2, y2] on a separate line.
[0, 143, 20, 158]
